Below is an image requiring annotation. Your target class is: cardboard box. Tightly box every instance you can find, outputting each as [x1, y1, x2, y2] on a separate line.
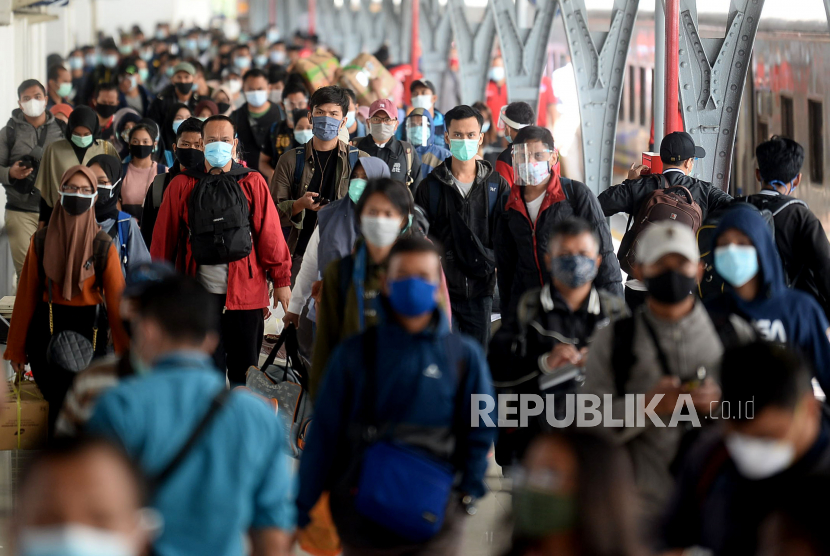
[0, 382, 48, 450]
[342, 53, 397, 105]
[294, 52, 340, 94]
[642, 152, 664, 175]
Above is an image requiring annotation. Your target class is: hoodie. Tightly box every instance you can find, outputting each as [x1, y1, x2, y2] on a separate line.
[405, 108, 451, 182]
[706, 205, 830, 393]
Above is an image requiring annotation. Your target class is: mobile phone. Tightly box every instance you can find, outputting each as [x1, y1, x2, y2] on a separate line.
[682, 366, 707, 391]
[316, 197, 331, 206]
[18, 160, 33, 169]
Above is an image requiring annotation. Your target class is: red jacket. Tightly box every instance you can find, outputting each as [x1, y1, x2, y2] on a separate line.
[150, 168, 292, 310]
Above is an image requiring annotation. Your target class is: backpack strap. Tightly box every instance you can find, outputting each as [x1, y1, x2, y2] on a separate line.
[348, 146, 359, 173]
[610, 315, 636, 395]
[151, 173, 167, 208]
[294, 147, 306, 199]
[486, 172, 500, 215]
[400, 141, 414, 187]
[156, 163, 167, 175]
[771, 199, 809, 216]
[116, 211, 131, 268]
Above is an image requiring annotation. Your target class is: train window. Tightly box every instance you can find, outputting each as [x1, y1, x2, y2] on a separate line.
[781, 95, 794, 139]
[639, 67, 648, 127]
[809, 99, 824, 184]
[629, 66, 636, 123]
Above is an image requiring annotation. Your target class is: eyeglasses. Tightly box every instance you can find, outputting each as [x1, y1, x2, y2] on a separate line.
[370, 116, 397, 124]
[62, 185, 94, 195]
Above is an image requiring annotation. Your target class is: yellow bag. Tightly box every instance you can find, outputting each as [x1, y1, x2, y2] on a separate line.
[297, 492, 341, 556]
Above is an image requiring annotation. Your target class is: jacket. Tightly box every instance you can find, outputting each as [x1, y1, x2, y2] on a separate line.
[150, 165, 292, 310]
[35, 138, 119, 210]
[494, 175, 624, 323]
[414, 159, 510, 299]
[583, 302, 724, 522]
[743, 189, 830, 319]
[4, 236, 129, 364]
[705, 206, 830, 394]
[495, 144, 514, 188]
[117, 86, 154, 117]
[99, 214, 152, 277]
[297, 311, 496, 534]
[231, 102, 282, 171]
[0, 110, 65, 213]
[146, 85, 201, 136]
[404, 109, 451, 182]
[354, 135, 423, 193]
[269, 139, 368, 250]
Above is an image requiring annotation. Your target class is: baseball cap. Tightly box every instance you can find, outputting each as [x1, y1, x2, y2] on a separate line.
[368, 99, 398, 119]
[410, 79, 436, 94]
[636, 221, 700, 266]
[659, 131, 706, 164]
[172, 61, 197, 77]
[124, 262, 177, 298]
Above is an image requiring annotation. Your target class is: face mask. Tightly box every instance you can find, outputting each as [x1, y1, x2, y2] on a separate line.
[408, 126, 427, 147]
[198, 37, 212, 51]
[449, 139, 479, 162]
[95, 180, 120, 219]
[174, 81, 193, 96]
[246, 90, 269, 108]
[216, 102, 231, 114]
[489, 66, 505, 82]
[85, 53, 99, 67]
[269, 88, 283, 104]
[95, 104, 119, 119]
[69, 56, 84, 70]
[102, 54, 119, 69]
[516, 161, 550, 186]
[130, 143, 153, 160]
[294, 129, 313, 144]
[255, 54, 269, 68]
[172, 120, 184, 134]
[552, 254, 598, 289]
[165, 66, 175, 78]
[19, 524, 139, 556]
[505, 132, 514, 144]
[120, 45, 133, 55]
[370, 122, 396, 143]
[387, 277, 439, 317]
[138, 68, 149, 82]
[234, 57, 251, 70]
[71, 134, 94, 148]
[127, 75, 137, 90]
[156, 29, 167, 40]
[57, 82, 74, 98]
[361, 215, 402, 248]
[204, 141, 233, 168]
[60, 191, 97, 216]
[227, 79, 242, 94]
[140, 49, 154, 62]
[270, 50, 287, 65]
[185, 39, 198, 52]
[175, 147, 205, 169]
[411, 95, 433, 110]
[21, 99, 46, 118]
[725, 432, 796, 480]
[714, 244, 759, 288]
[312, 115, 342, 142]
[512, 487, 577, 538]
[481, 121, 491, 134]
[348, 178, 367, 204]
[345, 111, 356, 128]
[645, 269, 696, 304]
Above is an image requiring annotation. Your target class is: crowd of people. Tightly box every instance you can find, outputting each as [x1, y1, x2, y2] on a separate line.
[2, 21, 830, 556]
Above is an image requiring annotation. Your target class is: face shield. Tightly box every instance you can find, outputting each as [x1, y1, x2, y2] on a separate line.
[513, 142, 555, 186]
[405, 116, 429, 147]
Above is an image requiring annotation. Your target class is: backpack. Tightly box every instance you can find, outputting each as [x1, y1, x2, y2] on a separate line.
[293, 145, 360, 199]
[150, 172, 169, 210]
[104, 211, 133, 271]
[617, 174, 703, 275]
[33, 227, 112, 291]
[184, 166, 255, 265]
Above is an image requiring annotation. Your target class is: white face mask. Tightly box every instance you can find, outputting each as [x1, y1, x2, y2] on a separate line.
[21, 98, 46, 118]
[411, 95, 433, 110]
[227, 79, 242, 94]
[269, 88, 283, 104]
[369, 122, 396, 143]
[361, 215, 402, 248]
[19, 524, 140, 556]
[724, 432, 796, 480]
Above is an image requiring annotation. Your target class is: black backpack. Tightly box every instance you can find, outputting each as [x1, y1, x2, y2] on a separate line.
[184, 166, 254, 265]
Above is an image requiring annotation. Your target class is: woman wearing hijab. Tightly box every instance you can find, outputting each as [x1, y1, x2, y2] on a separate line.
[87, 153, 151, 276]
[5, 165, 129, 428]
[111, 107, 142, 159]
[194, 99, 219, 120]
[161, 102, 192, 162]
[34, 105, 119, 226]
[212, 86, 235, 116]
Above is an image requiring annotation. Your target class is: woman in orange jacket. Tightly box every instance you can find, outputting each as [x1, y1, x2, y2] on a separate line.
[5, 165, 129, 427]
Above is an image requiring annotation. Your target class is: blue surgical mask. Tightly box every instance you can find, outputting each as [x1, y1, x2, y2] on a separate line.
[255, 54, 269, 68]
[140, 49, 154, 62]
[714, 244, 759, 288]
[69, 56, 84, 70]
[348, 178, 367, 204]
[138, 68, 149, 82]
[294, 129, 313, 144]
[449, 138, 479, 162]
[198, 37, 212, 51]
[482, 121, 491, 134]
[387, 277, 439, 317]
[165, 66, 175, 77]
[102, 54, 119, 69]
[71, 134, 94, 148]
[270, 50, 287, 65]
[19, 524, 139, 556]
[85, 53, 98, 67]
[204, 141, 233, 168]
[312, 115, 342, 142]
[245, 90, 269, 108]
[408, 125, 426, 147]
[172, 120, 184, 134]
[234, 56, 251, 70]
[346, 111, 356, 128]
[552, 255, 598, 289]
[185, 39, 198, 52]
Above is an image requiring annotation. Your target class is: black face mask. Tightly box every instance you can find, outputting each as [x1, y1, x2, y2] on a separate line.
[175, 82, 193, 96]
[216, 102, 231, 114]
[175, 147, 205, 169]
[645, 270, 696, 305]
[95, 104, 119, 119]
[61, 193, 95, 216]
[95, 183, 120, 220]
[130, 143, 154, 160]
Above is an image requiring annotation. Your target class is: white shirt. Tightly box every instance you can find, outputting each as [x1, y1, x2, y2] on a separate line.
[197, 264, 229, 295]
[288, 226, 321, 316]
[526, 194, 544, 223]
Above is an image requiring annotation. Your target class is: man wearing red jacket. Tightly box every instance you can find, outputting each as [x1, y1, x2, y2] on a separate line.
[151, 115, 292, 385]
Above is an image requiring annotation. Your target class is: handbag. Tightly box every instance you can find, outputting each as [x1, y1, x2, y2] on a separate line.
[245, 324, 312, 457]
[45, 279, 99, 374]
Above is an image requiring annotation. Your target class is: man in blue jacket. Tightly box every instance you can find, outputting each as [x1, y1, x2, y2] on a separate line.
[297, 237, 496, 555]
[405, 107, 451, 182]
[706, 205, 830, 395]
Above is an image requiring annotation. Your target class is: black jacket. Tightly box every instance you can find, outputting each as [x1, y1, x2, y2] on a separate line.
[146, 85, 201, 141]
[355, 135, 423, 193]
[414, 159, 510, 299]
[495, 176, 623, 323]
[742, 190, 830, 319]
[231, 103, 282, 172]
